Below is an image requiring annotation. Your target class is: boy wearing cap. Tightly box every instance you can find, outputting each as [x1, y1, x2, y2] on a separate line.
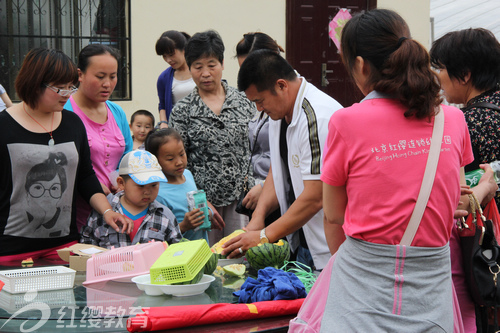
[81, 150, 182, 248]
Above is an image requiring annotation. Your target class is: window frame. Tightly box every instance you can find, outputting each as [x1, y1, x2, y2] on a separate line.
[0, 0, 132, 102]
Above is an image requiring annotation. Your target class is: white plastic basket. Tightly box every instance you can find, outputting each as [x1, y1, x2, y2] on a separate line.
[0, 266, 76, 294]
[0, 288, 75, 314]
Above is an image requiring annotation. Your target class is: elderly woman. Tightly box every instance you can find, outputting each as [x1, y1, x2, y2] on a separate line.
[0, 48, 131, 264]
[169, 30, 255, 245]
[430, 28, 500, 209]
[430, 28, 500, 333]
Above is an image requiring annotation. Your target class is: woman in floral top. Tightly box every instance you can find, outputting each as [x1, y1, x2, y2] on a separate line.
[431, 28, 500, 333]
[431, 28, 499, 209]
[169, 30, 255, 245]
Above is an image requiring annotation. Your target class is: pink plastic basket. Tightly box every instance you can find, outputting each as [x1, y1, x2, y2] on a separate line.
[83, 241, 167, 285]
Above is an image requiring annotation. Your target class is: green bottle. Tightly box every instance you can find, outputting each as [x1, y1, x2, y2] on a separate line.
[465, 161, 500, 188]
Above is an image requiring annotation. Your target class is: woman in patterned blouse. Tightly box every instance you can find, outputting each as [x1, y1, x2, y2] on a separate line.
[431, 28, 500, 209]
[430, 28, 500, 333]
[169, 30, 256, 245]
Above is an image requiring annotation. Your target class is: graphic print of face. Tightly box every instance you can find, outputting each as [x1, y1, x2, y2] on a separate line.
[25, 152, 68, 230]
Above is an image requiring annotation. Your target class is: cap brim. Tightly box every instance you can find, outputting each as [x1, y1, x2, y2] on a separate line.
[129, 171, 168, 185]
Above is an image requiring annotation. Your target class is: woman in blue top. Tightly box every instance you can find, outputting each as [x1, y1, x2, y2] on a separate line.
[155, 30, 195, 128]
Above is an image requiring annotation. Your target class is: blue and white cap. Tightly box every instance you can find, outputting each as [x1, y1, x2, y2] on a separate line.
[118, 150, 167, 185]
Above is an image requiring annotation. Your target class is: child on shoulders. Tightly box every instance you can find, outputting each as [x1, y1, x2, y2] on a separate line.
[81, 150, 182, 248]
[130, 110, 155, 150]
[145, 128, 224, 242]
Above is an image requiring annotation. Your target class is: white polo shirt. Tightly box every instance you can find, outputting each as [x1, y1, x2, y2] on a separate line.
[268, 77, 343, 270]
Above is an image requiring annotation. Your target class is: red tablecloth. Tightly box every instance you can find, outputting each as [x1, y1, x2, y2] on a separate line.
[127, 298, 305, 332]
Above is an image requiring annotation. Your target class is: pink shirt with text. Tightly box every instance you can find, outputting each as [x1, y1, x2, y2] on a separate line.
[321, 98, 473, 247]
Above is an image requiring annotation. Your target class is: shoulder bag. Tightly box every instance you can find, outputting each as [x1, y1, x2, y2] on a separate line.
[458, 193, 500, 331]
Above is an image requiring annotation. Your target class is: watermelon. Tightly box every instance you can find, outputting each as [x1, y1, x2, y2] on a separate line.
[204, 252, 218, 275]
[245, 239, 290, 270]
[171, 267, 204, 285]
[210, 229, 246, 259]
[222, 264, 246, 277]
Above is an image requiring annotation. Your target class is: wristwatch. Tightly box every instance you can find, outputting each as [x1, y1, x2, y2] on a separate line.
[156, 121, 168, 127]
[260, 228, 269, 244]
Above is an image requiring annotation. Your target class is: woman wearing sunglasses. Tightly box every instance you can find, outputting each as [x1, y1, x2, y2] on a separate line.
[0, 48, 132, 264]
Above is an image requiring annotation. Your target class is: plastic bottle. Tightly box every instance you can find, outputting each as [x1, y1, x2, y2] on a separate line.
[465, 161, 500, 187]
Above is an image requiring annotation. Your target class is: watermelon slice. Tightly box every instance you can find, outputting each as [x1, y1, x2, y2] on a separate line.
[222, 264, 246, 277]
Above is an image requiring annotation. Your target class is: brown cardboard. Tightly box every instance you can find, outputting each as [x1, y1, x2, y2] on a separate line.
[57, 244, 108, 271]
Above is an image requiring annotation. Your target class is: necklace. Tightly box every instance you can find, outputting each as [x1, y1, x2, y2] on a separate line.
[23, 102, 55, 146]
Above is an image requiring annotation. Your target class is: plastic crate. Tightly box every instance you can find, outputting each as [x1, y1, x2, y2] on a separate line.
[0, 266, 76, 294]
[83, 241, 167, 285]
[150, 239, 212, 285]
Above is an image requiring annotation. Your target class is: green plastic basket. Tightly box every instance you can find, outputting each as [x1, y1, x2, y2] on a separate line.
[149, 239, 212, 285]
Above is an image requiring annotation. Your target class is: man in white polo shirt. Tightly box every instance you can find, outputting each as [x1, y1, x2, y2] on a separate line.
[222, 50, 343, 270]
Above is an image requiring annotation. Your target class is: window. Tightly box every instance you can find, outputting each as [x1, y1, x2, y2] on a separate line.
[0, 0, 131, 101]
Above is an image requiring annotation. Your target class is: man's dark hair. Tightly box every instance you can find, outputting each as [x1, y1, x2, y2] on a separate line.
[237, 49, 296, 93]
[185, 30, 224, 68]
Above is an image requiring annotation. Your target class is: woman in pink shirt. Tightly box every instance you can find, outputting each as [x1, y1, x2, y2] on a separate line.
[317, 9, 473, 332]
[65, 44, 133, 232]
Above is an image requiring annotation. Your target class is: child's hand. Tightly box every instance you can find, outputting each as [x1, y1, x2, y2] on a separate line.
[180, 208, 205, 232]
[104, 211, 134, 234]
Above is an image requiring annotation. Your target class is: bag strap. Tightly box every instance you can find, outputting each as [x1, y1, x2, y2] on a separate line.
[400, 107, 444, 245]
[462, 101, 500, 113]
[470, 193, 487, 223]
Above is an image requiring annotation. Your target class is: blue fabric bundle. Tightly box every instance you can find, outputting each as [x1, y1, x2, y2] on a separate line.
[233, 267, 307, 303]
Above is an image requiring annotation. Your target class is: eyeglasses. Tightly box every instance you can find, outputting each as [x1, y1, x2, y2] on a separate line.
[28, 183, 62, 199]
[45, 84, 78, 97]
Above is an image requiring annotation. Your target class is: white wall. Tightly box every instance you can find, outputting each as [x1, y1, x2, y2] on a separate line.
[117, 1, 429, 120]
[378, 0, 431, 48]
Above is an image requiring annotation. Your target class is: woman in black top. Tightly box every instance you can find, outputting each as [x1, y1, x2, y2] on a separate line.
[0, 48, 131, 263]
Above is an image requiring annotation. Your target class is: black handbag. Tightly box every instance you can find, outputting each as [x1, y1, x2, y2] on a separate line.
[235, 175, 252, 217]
[458, 193, 500, 331]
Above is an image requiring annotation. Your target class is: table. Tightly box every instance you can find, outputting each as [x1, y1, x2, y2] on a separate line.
[0, 264, 293, 333]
